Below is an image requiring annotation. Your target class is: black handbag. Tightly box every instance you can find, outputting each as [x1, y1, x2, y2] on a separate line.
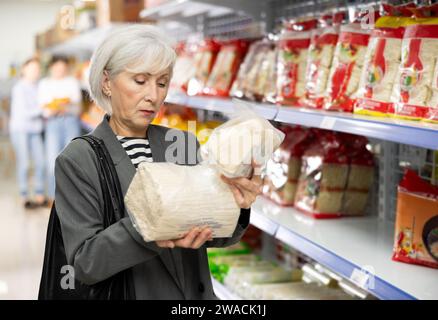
[38, 135, 136, 300]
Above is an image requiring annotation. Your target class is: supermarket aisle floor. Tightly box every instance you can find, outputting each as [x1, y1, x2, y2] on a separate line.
[0, 138, 49, 299]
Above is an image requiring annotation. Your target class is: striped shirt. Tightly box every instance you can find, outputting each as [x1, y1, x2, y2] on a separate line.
[117, 136, 153, 169]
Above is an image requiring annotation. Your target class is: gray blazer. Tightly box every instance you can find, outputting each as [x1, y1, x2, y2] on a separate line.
[54, 115, 251, 300]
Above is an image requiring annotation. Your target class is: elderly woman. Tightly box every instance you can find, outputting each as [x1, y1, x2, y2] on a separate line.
[54, 25, 262, 300]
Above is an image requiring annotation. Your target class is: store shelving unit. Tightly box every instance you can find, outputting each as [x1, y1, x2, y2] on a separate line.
[166, 91, 438, 150]
[249, 197, 438, 300]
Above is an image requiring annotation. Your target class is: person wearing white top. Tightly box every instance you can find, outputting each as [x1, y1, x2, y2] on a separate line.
[37, 56, 82, 203]
[9, 58, 46, 208]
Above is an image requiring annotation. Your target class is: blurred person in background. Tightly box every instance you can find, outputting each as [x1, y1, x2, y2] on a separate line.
[9, 58, 47, 209]
[37, 56, 82, 206]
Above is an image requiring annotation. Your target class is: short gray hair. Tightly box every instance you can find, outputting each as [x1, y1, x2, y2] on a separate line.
[89, 24, 177, 114]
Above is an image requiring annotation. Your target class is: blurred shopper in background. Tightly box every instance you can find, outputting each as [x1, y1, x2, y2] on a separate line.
[37, 56, 82, 205]
[9, 58, 46, 208]
[9, 58, 46, 209]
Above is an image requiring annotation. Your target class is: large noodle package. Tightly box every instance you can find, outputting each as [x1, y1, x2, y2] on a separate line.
[392, 170, 438, 269]
[170, 42, 195, 90]
[230, 39, 277, 102]
[391, 20, 438, 120]
[341, 134, 375, 216]
[276, 30, 312, 105]
[183, 39, 221, 96]
[294, 131, 349, 218]
[125, 103, 285, 241]
[354, 16, 410, 117]
[324, 23, 371, 112]
[203, 40, 249, 97]
[301, 12, 345, 109]
[263, 126, 314, 206]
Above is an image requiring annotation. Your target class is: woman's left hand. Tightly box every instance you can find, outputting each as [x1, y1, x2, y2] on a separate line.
[220, 161, 263, 209]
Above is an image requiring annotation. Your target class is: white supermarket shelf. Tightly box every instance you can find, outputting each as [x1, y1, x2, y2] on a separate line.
[211, 277, 242, 300]
[45, 24, 127, 56]
[140, 0, 234, 19]
[165, 92, 438, 150]
[249, 197, 438, 300]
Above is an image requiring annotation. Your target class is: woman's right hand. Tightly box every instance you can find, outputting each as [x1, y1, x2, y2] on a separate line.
[156, 226, 213, 249]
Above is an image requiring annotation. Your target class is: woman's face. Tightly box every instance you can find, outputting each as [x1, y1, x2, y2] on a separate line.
[23, 61, 40, 82]
[106, 68, 171, 133]
[50, 61, 68, 79]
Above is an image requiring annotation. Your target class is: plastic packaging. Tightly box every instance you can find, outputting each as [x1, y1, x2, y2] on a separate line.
[301, 12, 345, 109]
[201, 100, 285, 178]
[230, 39, 276, 102]
[203, 40, 249, 97]
[324, 23, 371, 112]
[354, 16, 411, 117]
[125, 162, 241, 242]
[342, 134, 375, 215]
[276, 30, 312, 105]
[263, 126, 314, 206]
[391, 21, 438, 120]
[294, 132, 349, 218]
[170, 42, 196, 90]
[183, 39, 221, 96]
[392, 170, 438, 269]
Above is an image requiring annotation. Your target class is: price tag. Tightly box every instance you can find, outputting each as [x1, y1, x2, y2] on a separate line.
[350, 268, 370, 289]
[320, 117, 336, 130]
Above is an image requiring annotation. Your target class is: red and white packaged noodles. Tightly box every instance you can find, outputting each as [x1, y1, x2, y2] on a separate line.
[302, 12, 345, 109]
[170, 42, 196, 91]
[324, 23, 371, 112]
[340, 134, 375, 216]
[183, 39, 221, 96]
[391, 20, 438, 120]
[354, 10, 412, 117]
[294, 131, 349, 218]
[263, 126, 315, 206]
[230, 39, 278, 102]
[203, 40, 249, 97]
[276, 18, 315, 105]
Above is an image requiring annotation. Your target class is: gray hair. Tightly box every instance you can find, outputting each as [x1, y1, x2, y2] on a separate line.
[89, 24, 177, 114]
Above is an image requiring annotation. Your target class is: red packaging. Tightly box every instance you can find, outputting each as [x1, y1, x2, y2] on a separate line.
[203, 40, 249, 97]
[263, 127, 314, 206]
[392, 23, 438, 121]
[324, 23, 371, 112]
[230, 39, 276, 102]
[183, 39, 221, 96]
[276, 31, 312, 105]
[294, 131, 349, 218]
[302, 26, 340, 109]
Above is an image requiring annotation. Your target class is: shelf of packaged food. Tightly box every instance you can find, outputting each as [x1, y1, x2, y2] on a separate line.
[250, 197, 438, 300]
[211, 277, 242, 300]
[165, 92, 438, 150]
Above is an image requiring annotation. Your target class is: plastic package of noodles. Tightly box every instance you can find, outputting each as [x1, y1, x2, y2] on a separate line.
[301, 11, 345, 109]
[294, 131, 349, 218]
[276, 18, 315, 105]
[203, 40, 249, 97]
[324, 23, 371, 112]
[263, 126, 314, 206]
[183, 38, 221, 96]
[391, 19, 438, 120]
[354, 15, 413, 117]
[230, 39, 276, 102]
